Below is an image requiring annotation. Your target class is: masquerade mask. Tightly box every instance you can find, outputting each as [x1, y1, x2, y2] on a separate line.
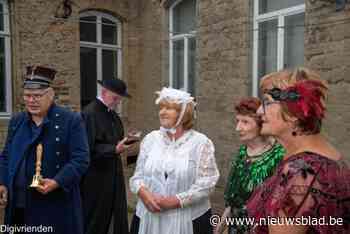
[267, 88, 301, 102]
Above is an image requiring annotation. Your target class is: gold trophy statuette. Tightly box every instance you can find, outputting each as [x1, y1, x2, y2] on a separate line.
[30, 144, 43, 188]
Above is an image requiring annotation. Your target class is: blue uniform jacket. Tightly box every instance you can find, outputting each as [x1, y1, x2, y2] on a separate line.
[0, 104, 90, 234]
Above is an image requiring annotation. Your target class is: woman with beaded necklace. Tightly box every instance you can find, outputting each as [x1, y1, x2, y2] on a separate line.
[214, 97, 285, 234]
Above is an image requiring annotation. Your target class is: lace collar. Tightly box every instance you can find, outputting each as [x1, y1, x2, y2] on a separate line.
[160, 129, 194, 149]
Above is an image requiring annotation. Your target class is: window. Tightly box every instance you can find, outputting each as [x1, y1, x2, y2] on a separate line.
[169, 0, 197, 95]
[0, 0, 11, 115]
[252, 0, 305, 95]
[80, 11, 121, 107]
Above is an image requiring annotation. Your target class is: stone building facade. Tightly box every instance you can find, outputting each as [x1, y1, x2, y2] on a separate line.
[0, 0, 349, 217]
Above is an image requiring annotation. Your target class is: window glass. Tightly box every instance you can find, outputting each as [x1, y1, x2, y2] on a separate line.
[259, 0, 304, 14]
[80, 16, 97, 42]
[170, 0, 197, 95]
[80, 47, 97, 107]
[0, 37, 6, 111]
[284, 13, 305, 69]
[102, 18, 117, 45]
[258, 19, 278, 79]
[173, 0, 196, 35]
[102, 50, 118, 81]
[80, 12, 121, 108]
[188, 37, 196, 95]
[0, 4, 4, 31]
[172, 40, 184, 90]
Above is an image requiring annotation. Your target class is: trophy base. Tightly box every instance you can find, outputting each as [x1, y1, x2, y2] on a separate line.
[30, 175, 43, 188]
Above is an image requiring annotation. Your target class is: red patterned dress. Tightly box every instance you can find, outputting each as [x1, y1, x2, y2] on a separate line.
[247, 152, 350, 234]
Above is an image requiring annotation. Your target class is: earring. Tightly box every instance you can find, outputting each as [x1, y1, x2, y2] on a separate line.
[292, 122, 298, 136]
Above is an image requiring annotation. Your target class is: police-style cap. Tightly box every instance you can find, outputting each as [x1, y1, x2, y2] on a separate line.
[23, 66, 57, 89]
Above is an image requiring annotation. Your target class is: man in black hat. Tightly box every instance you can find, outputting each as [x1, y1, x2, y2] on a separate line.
[0, 65, 90, 234]
[81, 78, 132, 234]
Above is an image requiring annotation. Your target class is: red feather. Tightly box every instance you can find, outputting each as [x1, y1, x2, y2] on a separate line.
[284, 80, 327, 133]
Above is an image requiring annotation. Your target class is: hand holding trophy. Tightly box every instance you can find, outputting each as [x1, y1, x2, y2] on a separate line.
[30, 144, 43, 188]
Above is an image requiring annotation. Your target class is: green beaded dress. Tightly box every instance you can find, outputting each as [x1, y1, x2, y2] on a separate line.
[223, 142, 285, 233]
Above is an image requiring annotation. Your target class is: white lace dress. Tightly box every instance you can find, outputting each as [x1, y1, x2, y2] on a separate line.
[129, 129, 220, 234]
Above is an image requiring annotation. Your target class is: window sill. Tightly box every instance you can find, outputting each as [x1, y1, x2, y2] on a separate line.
[0, 114, 11, 120]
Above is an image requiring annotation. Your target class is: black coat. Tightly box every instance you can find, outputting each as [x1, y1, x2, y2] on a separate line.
[81, 99, 128, 234]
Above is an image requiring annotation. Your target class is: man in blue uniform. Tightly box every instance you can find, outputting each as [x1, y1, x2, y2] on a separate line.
[0, 65, 89, 233]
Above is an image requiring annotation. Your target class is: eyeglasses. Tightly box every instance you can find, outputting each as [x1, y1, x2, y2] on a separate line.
[23, 89, 49, 101]
[262, 88, 300, 114]
[262, 98, 280, 114]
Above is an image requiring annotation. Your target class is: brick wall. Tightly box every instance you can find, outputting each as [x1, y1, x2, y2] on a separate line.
[305, 0, 350, 157]
[195, 0, 252, 211]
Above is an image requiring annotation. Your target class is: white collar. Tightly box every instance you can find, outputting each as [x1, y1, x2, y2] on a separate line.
[97, 96, 114, 112]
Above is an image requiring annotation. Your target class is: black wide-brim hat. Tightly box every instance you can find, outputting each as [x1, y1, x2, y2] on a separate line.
[97, 79, 131, 98]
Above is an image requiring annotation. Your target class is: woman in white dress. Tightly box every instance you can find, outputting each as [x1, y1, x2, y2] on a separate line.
[129, 87, 220, 234]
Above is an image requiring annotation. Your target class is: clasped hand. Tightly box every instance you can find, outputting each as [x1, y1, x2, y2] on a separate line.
[138, 186, 180, 213]
[35, 178, 59, 195]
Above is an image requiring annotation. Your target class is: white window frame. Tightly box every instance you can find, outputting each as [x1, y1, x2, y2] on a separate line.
[0, 0, 12, 118]
[252, 0, 305, 96]
[169, 0, 196, 93]
[80, 11, 122, 96]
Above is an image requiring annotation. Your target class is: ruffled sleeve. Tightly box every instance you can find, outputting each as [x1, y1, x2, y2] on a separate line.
[247, 152, 350, 233]
[176, 139, 220, 208]
[129, 132, 154, 194]
[268, 158, 322, 217]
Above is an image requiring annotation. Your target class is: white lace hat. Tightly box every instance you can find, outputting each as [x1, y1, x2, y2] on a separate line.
[155, 87, 196, 133]
[155, 87, 195, 105]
